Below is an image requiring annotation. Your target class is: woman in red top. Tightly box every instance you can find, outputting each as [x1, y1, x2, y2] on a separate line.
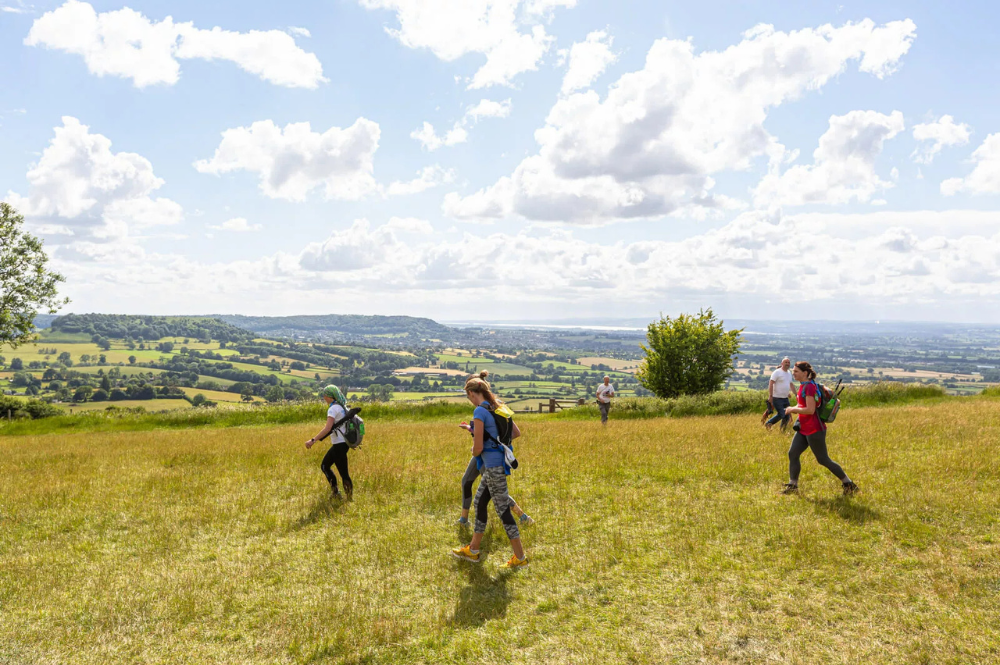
[782, 361, 859, 495]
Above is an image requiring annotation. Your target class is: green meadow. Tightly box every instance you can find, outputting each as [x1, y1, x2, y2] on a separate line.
[2, 395, 999, 664]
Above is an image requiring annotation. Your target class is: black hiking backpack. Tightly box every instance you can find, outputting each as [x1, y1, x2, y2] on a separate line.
[320, 406, 366, 448]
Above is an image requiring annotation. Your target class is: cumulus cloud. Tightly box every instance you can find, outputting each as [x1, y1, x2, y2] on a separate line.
[299, 219, 399, 271]
[411, 98, 511, 150]
[559, 30, 616, 94]
[47, 206, 1000, 318]
[912, 115, 971, 164]
[4, 116, 182, 249]
[410, 121, 469, 151]
[25, 0, 326, 88]
[753, 110, 904, 207]
[358, 0, 573, 88]
[284, 209, 1000, 303]
[210, 217, 261, 232]
[194, 118, 381, 201]
[385, 165, 455, 196]
[941, 133, 1000, 196]
[444, 18, 917, 224]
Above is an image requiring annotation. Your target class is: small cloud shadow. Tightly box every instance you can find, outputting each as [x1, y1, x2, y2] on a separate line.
[810, 496, 880, 524]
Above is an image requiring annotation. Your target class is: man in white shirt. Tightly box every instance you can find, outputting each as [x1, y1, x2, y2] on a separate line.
[596, 376, 615, 425]
[765, 357, 795, 432]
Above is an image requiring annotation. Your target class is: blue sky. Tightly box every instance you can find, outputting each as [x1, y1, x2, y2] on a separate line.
[3, 0, 1000, 323]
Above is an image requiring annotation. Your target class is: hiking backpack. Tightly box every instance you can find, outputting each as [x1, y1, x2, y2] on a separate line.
[321, 406, 366, 448]
[809, 379, 844, 424]
[484, 403, 518, 470]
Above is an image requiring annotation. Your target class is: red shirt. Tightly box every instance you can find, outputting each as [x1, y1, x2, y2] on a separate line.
[796, 382, 826, 436]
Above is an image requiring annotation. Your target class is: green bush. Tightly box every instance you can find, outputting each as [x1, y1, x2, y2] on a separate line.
[981, 385, 1000, 397]
[0, 395, 65, 420]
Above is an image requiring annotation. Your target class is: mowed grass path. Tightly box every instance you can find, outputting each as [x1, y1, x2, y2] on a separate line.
[2, 401, 999, 664]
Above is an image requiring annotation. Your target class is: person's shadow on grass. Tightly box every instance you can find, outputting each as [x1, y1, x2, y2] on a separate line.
[810, 496, 880, 525]
[450, 532, 513, 628]
[286, 493, 348, 532]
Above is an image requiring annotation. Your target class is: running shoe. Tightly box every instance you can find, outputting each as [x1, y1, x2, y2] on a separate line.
[781, 483, 799, 495]
[502, 554, 529, 569]
[451, 545, 481, 563]
[842, 481, 860, 496]
[519, 514, 535, 526]
[456, 517, 470, 526]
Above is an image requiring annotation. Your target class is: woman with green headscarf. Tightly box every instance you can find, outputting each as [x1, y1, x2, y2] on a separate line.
[305, 385, 354, 499]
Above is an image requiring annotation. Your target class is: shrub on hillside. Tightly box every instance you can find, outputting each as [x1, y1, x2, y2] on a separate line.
[637, 309, 743, 399]
[0, 395, 64, 420]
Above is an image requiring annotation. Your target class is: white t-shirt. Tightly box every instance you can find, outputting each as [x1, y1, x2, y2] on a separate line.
[326, 403, 347, 445]
[596, 384, 615, 403]
[769, 368, 794, 398]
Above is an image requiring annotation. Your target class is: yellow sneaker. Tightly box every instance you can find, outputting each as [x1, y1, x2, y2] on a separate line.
[503, 554, 529, 569]
[451, 545, 481, 563]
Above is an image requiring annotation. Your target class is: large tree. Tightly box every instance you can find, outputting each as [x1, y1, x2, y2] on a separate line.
[637, 309, 743, 399]
[0, 203, 69, 347]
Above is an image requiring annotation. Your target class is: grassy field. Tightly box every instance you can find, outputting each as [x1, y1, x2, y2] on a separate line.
[2, 399, 999, 664]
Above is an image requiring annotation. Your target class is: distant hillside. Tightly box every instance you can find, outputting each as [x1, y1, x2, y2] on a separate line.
[216, 314, 463, 344]
[50, 314, 255, 342]
[32, 314, 60, 329]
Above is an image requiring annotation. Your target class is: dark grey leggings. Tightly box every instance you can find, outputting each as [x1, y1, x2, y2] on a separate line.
[788, 430, 846, 483]
[461, 457, 479, 511]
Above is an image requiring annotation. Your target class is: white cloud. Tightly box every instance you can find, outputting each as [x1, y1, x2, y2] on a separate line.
[559, 30, 616, 94]
[444, 18, 918, 224]
[386, 216, 435, 233]
[210, 217, 261, 232]
[753, 110, 904, 207]
[411, 98, 511, 150]
[941, 133, 1000, 196]
[4, 116, 182, 248]
[287, 26, 311, 38]
[465, 98, 512, 121]
[941, 134, 1000, 196]
[385, 165, 455, 196]
[49, 207, 1000, 319]
[410, 121, 468, 151]
[299, 219, 399, 271]
[194, 118, 381, 201]
[25, 0, 326, 89]
[358, 0, 574, 88]
[912, 115, 971, 164]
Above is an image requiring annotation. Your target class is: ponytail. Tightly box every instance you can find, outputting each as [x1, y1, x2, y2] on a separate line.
[794, 361, 817, 380]
[464, 370, 501, 409]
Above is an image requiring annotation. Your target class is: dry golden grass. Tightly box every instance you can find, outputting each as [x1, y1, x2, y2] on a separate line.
[2, 400, 999, 664]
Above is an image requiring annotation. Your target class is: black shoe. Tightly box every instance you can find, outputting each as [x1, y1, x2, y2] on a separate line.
[781, 483, 799, 495]
[842, 481, 859, 496]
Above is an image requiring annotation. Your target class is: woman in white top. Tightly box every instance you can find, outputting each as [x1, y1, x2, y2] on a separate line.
[305, 385, 353, 499]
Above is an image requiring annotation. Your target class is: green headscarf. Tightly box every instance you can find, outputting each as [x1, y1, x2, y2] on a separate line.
[322, 384, 346, 406]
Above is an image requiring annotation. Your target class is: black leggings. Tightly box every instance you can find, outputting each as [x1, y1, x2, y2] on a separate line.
[788, 430, 846, 483]
[321, 443, 352, 494]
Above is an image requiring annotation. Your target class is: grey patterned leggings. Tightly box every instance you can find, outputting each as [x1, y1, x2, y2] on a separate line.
[474, 466, 520, 540]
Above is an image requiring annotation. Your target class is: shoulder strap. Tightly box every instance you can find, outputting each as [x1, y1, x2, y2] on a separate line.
[318, 406, 361, 442]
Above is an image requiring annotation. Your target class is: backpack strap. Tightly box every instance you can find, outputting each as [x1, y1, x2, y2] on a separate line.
[318, 406, 361, 442]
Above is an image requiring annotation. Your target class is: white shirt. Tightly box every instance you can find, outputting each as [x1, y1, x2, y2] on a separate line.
[769, 368, 794, 398]
[326, 403, 347, 445]
[596, 384, 615, 403]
